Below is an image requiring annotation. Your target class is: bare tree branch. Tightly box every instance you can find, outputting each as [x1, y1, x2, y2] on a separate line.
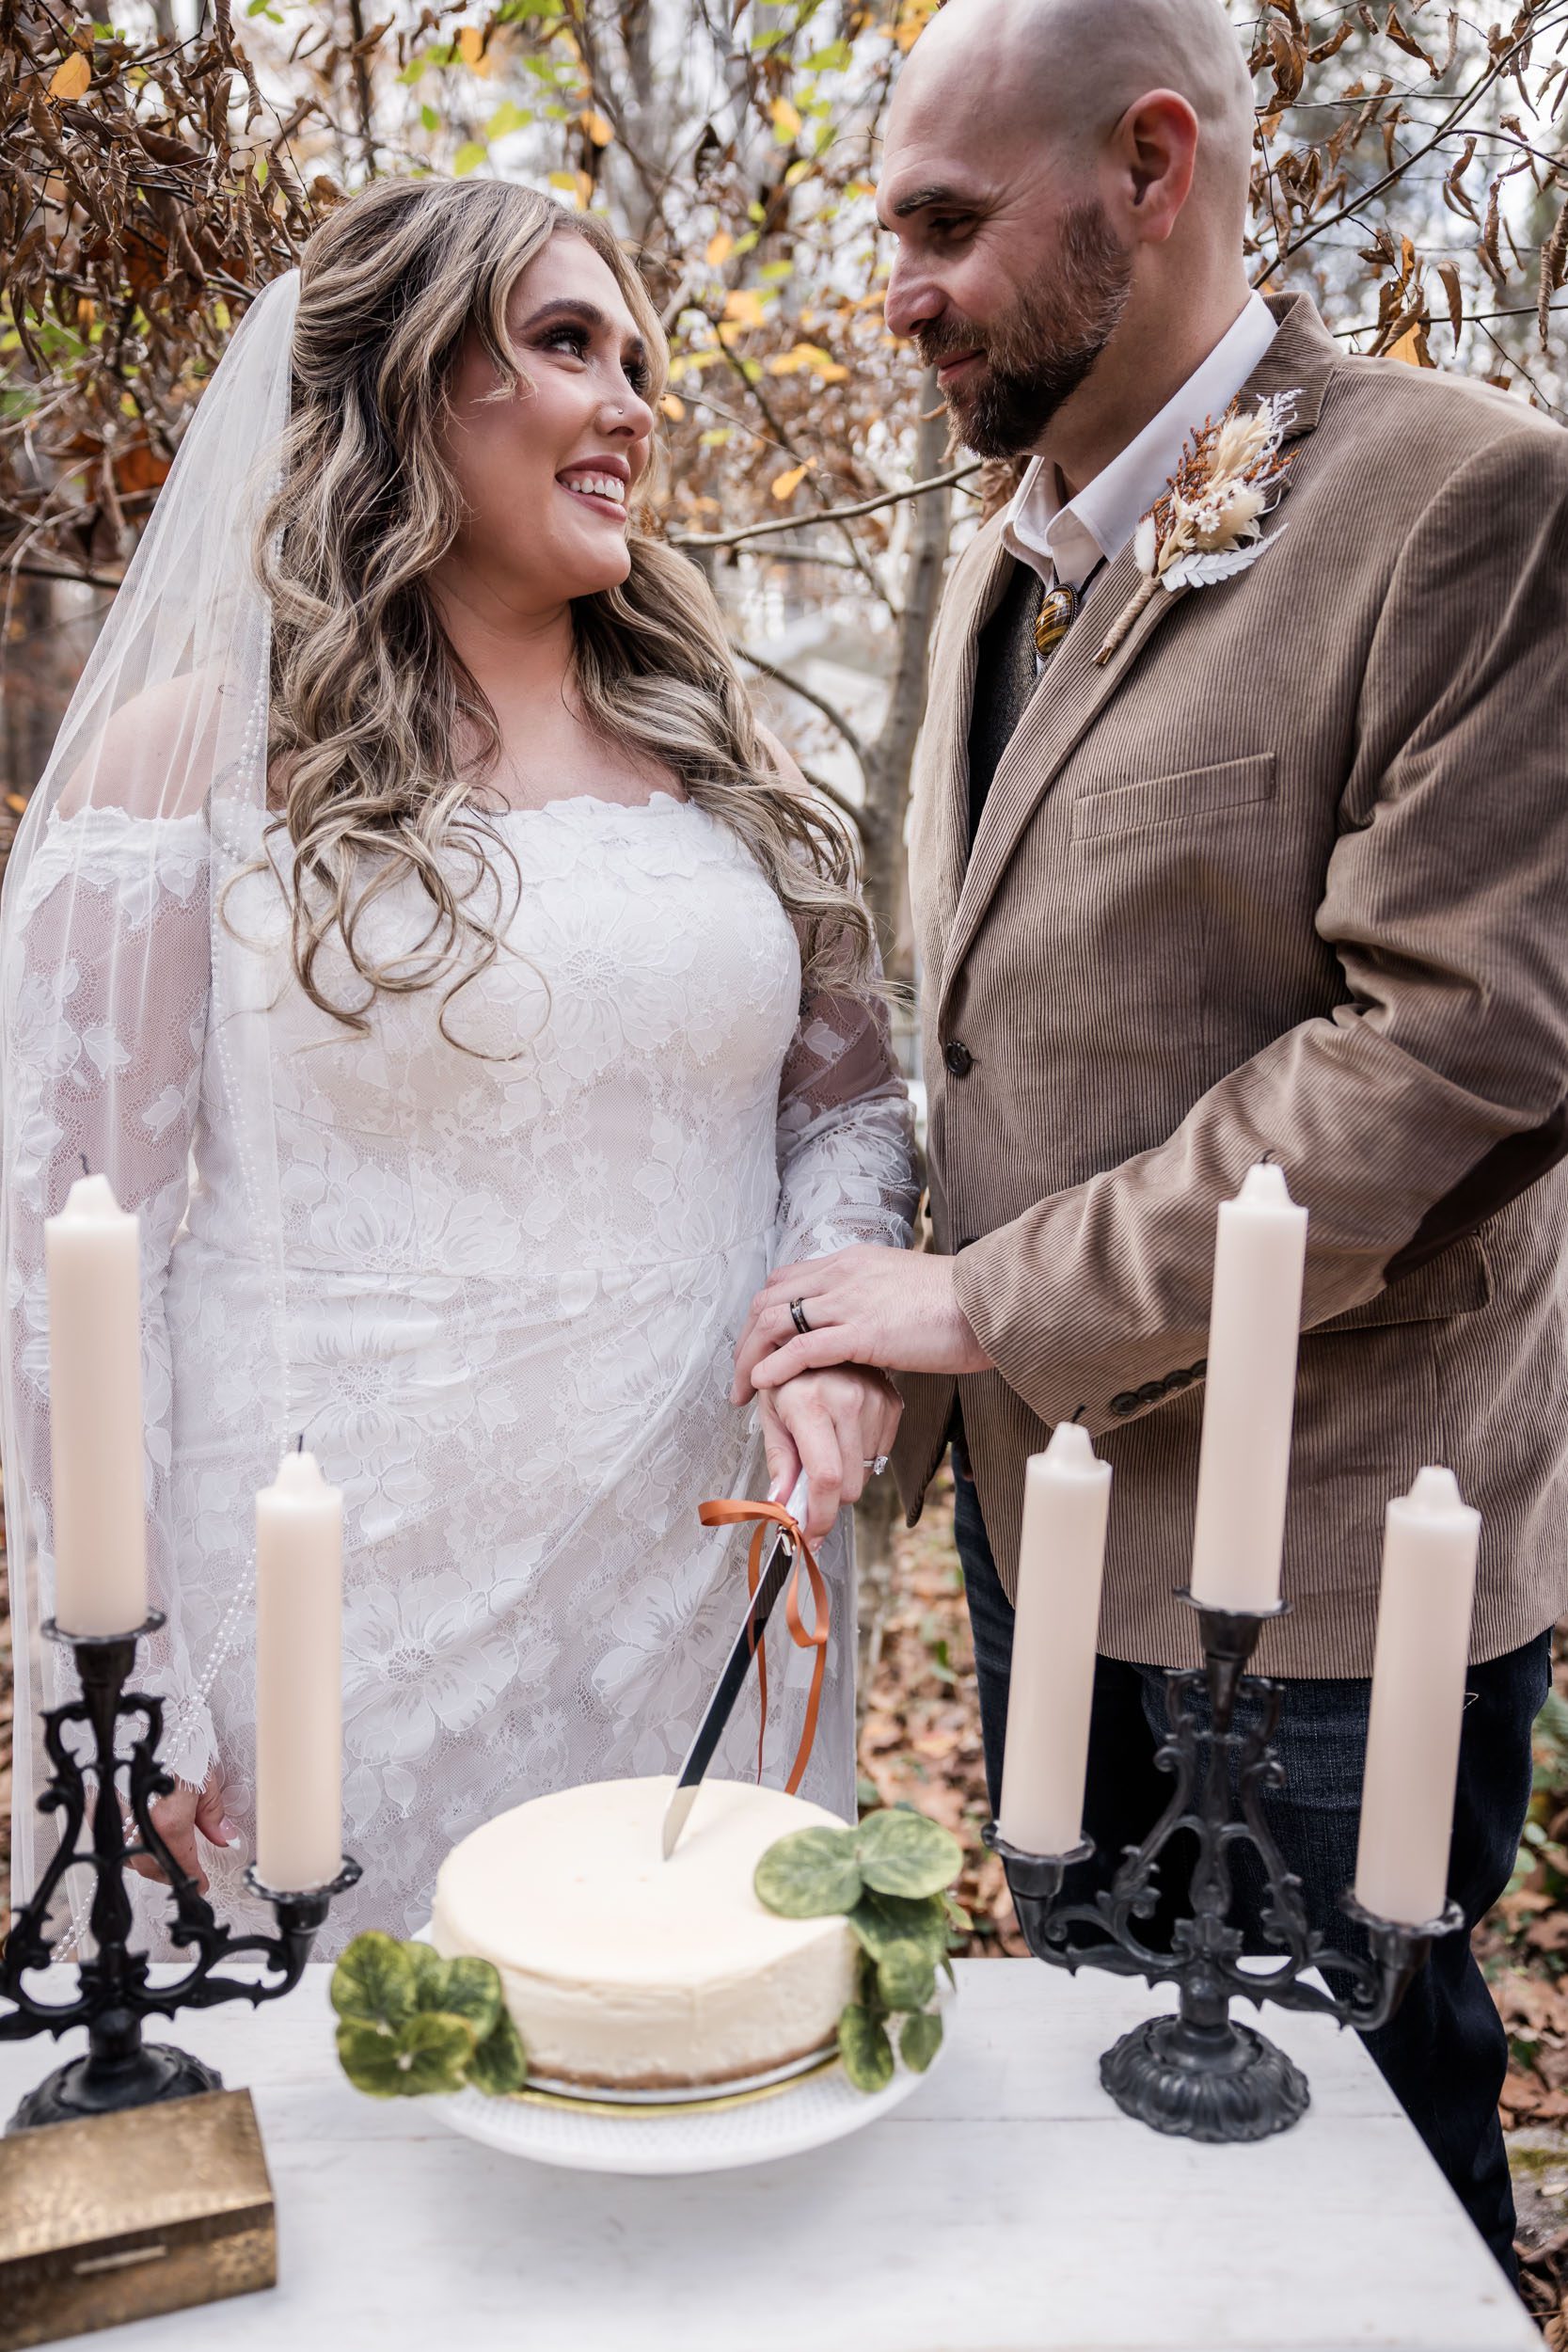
[673, 463, 981, 551]
[731, 643, 867, 771]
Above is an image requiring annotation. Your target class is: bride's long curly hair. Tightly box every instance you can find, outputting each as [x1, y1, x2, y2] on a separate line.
[254, 176, 874, 1037]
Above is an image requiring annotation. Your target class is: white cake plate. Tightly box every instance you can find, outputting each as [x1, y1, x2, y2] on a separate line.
[424, 2028, 945, 2177]
[411, 1926, 952, 2177]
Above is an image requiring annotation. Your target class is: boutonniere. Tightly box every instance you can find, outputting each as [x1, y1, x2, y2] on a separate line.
[1094, 389, 1298, 667]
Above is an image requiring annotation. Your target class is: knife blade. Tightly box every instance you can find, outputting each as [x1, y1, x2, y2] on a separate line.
[661, 1470, 811, 1861]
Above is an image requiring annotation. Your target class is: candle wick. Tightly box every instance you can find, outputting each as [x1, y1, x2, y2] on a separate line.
[79, 1153, 89, 1177]
[1259, 1150, 1277, 1166]
[295, 1432, 304, 1453]
[1069, 1404, 1087, 1425]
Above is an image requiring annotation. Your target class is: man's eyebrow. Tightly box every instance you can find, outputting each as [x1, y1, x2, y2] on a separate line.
[887, 183, 973, 221]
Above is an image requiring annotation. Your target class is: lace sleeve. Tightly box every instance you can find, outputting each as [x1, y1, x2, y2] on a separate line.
[3, 806, 215, 1784]
[774, 976, 919, 1267]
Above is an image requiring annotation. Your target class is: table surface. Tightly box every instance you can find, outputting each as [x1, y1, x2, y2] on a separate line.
[2, 1959, 1537, 2352]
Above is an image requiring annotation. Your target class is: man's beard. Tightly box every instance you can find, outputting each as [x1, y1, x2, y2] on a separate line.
[918, 199, 1133, 461]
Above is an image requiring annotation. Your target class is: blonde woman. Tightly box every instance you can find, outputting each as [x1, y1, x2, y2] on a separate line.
[0, 179, 914, 1948]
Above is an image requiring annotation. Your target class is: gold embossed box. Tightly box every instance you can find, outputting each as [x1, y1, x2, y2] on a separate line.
[0, 2087, 276, 2350]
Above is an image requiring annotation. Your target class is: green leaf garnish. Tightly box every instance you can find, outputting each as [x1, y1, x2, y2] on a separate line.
[335, 2010, 477, 2098]
[752, 1824, 863, 1916]
[854, 1809, 965, 1899]
[413, 1948, 503, 2040]
[838, 2003, 895, 2093]
[331, 1931, 418, 2030]
[467, 2004, 528, 2097]
[333, 1935, 525, 2099]
[875, 1944, 937, 2012]
[900, 2009, 943, 2074]
[847, 1890, 947, 1966]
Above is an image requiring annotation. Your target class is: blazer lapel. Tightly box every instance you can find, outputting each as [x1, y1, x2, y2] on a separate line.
[936, 292, 1339, 1015]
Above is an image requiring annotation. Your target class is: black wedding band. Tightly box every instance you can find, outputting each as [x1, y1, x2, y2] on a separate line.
[789, 1297, 813, 1336]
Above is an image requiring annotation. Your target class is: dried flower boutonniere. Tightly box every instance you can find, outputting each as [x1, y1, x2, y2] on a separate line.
[1094, 389, 1298, 667]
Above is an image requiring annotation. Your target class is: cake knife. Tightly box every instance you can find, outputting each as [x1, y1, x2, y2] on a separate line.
[661, 1470, 811, 1861]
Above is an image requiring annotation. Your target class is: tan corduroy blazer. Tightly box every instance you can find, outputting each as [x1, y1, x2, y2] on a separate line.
[892, 292, 1568, 1677]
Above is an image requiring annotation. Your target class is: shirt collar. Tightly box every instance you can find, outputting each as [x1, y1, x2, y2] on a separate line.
[1003, 292, 1279, 590]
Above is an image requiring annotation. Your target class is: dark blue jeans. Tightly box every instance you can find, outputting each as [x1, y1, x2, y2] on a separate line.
[952, 1449, 1548, 2276]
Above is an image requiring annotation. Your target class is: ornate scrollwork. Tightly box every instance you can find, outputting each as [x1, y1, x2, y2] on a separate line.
[984, 1590, 1464, 2143]
[0, 1618, 359, 2132]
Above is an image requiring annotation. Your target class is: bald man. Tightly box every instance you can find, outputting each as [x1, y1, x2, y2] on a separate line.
[735, 0, 1568, 2271]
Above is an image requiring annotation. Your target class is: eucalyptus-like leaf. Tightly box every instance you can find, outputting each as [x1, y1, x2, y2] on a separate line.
[876, 1944, 937, 2013]
[838, 2002, 895, 2094]
[854, 1809, 964, 1900]
[411, 1948, 502, 2040]
[900, 2009, 943, 2074]
[467, 2004, 527, 2097]
[753, 1825, 863, 1917]
[331, 1931, 417, 2030]
[846, 1891, 946, 1969]
[336, 2010, 476, 2098]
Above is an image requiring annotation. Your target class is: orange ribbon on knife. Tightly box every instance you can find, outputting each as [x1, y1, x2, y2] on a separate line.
[697, 1494, 831, 1795]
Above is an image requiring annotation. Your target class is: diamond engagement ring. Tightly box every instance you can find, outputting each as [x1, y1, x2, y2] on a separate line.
[863, 1454, 891, 1476]
[789, 1298, 813, 1336]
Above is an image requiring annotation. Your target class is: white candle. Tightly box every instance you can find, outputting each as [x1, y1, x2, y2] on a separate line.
[255, 1448, 343, 1891]
[1354, 1467, 1480, 1926]
[998, 1422, 1113, 1856]
[1189, 1163, 1308, 1613]
[44, 1173, 148, 1637]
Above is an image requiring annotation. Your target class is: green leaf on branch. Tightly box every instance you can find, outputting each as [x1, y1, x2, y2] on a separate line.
[854, 1809, 965, 1899]
[753, 1825, 863, 1916]
[336, 2010, 477, 2098]
[900, 2010, 943, 2074]
[467, 2004, 528, 2096]
[331, 1931, 418, 2030]
[875, 1943, 937, 2012]
[838, 2003, 895, 2093]
[410, 1948, 502, 2041]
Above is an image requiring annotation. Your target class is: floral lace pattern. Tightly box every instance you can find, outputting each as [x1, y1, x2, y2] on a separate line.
[5, 791, 915, 1951]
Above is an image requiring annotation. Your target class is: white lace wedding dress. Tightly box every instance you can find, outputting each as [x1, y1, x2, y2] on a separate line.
[4, 786, 915, 1952]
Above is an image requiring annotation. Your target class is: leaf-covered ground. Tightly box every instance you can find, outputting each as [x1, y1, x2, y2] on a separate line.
[4, 1472, 1566, 2328]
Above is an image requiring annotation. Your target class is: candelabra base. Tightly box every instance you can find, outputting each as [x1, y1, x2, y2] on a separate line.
[1099, 2012, 1310, 2144]
[8, 2040, 225, 2135]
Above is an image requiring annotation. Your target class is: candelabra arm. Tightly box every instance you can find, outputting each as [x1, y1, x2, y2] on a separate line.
[0, 1617, 360, 2132]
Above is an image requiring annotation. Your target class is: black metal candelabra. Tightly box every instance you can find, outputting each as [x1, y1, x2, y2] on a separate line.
[984, 1589, 1464, 2144]
[0, 1613, 359, 2134]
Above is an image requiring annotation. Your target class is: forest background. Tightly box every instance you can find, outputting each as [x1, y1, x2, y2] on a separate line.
[3, 0, 1568, 2323]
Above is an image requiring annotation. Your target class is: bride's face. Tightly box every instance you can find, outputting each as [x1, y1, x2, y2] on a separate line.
[439, 232, 656, 612]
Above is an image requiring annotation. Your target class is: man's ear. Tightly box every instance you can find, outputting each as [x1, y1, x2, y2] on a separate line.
[1110, 88, 1200, 246]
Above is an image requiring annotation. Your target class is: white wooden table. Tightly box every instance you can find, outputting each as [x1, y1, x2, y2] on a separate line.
[3, 1960, 1536, 2352]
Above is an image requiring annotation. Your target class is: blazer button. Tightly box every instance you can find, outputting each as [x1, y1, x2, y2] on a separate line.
[1110, 1391, 1139, 1417]
[943, 1040, 974, 1078]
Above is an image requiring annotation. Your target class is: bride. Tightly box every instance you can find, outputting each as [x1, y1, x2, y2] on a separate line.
[0, 177, 915, 1948]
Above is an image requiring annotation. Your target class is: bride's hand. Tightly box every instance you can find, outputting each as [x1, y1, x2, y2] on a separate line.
[130, 1768, 236, 1895]
[758, 1370, 902, 1545]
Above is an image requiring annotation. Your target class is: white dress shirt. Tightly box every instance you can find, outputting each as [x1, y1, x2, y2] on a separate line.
[1003, 292, 1279, 593]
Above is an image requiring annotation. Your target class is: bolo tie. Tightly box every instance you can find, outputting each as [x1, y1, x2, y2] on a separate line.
[1034, 583, 1080, 660]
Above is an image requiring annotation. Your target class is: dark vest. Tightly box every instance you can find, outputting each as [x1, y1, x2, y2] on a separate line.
[965, 558, 1044, 848]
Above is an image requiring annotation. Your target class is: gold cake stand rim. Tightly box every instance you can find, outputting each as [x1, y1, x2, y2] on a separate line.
[509, 2047, 842, 2119]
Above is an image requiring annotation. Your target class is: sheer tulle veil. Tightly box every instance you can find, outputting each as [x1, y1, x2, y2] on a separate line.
[0, 270, 301, 1902]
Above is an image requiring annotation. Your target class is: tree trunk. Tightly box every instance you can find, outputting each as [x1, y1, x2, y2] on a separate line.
[859, 373, 952, 986]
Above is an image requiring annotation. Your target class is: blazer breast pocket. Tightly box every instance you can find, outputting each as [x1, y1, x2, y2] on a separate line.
[1071, 752, 1277, 843]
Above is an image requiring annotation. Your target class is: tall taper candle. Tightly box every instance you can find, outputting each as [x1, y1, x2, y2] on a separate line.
[998, 1422, 1113, 1857]
[1189, 1162, 1308, 1614]
[255, 1448, 343, 1891]
[1354, 1467, 1480, 1926]
[44, 1173, 148, 1636]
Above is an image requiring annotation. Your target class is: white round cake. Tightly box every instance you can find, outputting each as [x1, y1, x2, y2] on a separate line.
[429, 1775, 858, 2090]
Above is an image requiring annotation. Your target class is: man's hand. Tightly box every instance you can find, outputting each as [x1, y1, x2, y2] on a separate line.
[733, 1247, 993, 1400]
[130, 1767, 236, 1895]
[757, 1369, 902, 1544]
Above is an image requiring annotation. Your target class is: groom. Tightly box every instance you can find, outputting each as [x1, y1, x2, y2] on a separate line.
[736, 0, 1568, 2270]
